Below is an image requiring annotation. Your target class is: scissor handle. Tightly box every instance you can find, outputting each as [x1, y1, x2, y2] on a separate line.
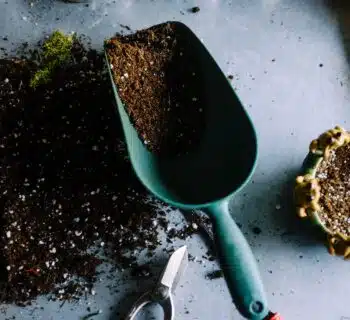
[125, 291, 153, 320]
[159, 294, 174, 320]
[265, 312, 282, 320]
[124, 290, 174, 320]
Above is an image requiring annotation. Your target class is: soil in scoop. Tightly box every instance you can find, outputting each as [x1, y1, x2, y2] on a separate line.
[105, 22, 206, 156]
[316, 143, 350, 236]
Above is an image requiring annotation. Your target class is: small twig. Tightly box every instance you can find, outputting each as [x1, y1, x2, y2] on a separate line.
[30, 307, 38, 316]
[59, 299, 66, 308]
[81, 311, 100, 319]
[25, 268, 40, 276]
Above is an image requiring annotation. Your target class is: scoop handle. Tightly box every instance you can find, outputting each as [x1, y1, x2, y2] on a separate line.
[205, 201, 268, 319]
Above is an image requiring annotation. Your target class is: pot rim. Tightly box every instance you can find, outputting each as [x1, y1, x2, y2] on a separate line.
[298, 152, 334, 236]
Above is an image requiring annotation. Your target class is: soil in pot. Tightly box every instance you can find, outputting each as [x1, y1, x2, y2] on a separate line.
[316, 142, 350, 236]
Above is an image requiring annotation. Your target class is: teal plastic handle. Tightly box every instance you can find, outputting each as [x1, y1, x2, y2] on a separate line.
[205, 201, 269, 320]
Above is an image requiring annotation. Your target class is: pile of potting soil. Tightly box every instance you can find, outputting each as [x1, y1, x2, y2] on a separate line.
[0, 34, 210, 305]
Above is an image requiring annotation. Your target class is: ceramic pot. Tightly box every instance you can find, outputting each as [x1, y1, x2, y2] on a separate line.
[294, 126, 350, 259]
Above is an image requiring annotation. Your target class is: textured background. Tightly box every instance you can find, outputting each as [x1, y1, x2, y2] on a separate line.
[1, 0, 350, 319]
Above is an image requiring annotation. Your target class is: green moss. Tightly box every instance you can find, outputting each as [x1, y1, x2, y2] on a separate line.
[30, 30, 74, 88]
[30, 67, 52, 88]
[42, 30, 74, 61]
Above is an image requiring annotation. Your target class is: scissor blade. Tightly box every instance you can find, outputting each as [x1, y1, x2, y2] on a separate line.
[160, 245, 188, 293]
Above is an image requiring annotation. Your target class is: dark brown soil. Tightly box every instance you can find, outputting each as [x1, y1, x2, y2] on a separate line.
[0, 33, 212, 308]
[190, 7, 201, 13]
[316, 143, 350, 235]
[205, 269, 223, 280]
[105, 22, 205, 156]
[0, 44, 160, 304]
[252, 226, 262, 235]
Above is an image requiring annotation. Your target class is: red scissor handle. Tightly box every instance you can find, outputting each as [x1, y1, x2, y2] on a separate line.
[265, 312, 282, 320]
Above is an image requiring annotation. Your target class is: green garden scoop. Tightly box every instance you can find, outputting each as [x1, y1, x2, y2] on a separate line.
[105, 22, 277, 320]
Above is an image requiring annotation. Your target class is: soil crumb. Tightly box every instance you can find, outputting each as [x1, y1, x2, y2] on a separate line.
[205, 270, 223, 280]
[190, 6, 200, 13]
[252, 226, 262, 235]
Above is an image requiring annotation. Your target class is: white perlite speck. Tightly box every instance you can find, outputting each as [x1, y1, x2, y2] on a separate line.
[6, 231, 11, 238]
[317, 172, 327, 179]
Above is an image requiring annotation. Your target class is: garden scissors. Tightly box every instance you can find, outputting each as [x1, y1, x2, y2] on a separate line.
[125, 245, 188, 320]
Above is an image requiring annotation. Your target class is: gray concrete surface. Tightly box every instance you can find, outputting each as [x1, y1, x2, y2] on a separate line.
[1, 0, 350, 319]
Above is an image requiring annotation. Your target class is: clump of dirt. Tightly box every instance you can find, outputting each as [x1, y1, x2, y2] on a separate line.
[189, 6, 200, 13]
[105, 22, 205, 156]
[205, 270, 223, 280]
[0, 33, 210, 305]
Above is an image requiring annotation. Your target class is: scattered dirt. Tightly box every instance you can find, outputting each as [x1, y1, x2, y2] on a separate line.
[190, 6, 200, 13]
[119, 24, 132, 31]
[130, 264, 152, 278]
[105, 22, 205, 156]
[227, 74, 234, 80]
[316, 143, 350, 236]
[0, 34, 211, 306]
[252, 226, 262, 235]
[205, 269, 223, 280]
